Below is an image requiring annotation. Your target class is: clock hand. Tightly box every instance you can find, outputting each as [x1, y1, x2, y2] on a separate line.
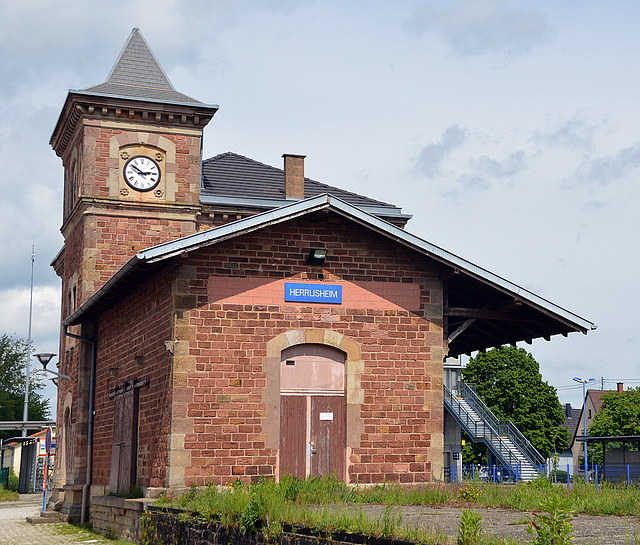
[131, 164, 146, 176]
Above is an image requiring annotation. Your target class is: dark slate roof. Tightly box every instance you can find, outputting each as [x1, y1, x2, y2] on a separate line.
[562, 408, 582, 440]
[82, 28, 201, 105]
[201, 152, 407, 216]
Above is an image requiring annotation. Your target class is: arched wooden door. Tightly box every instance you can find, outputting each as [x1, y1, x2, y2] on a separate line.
[279, 344, 346, 480]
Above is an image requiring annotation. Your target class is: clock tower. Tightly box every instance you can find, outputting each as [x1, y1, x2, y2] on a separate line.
[49, 28, 218, 519]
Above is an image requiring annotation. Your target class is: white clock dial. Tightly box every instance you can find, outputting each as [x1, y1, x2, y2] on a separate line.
[123, 155, 161, 192]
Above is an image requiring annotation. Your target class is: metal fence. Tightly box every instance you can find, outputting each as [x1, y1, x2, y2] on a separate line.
[445, 464, 545, 484]
[445, 463, 640, 488]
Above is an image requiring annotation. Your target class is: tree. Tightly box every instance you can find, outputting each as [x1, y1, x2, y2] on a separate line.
[0, 334, 51, 441]
[588, 388, 640, 466]
[461, 346, 569, 461]
[589, 388, 640, 437]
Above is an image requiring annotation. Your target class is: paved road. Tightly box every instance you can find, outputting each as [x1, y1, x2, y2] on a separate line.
[0, 495, 122, 545]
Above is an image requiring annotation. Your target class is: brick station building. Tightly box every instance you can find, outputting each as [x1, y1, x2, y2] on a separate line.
[48, 29, 595, 520]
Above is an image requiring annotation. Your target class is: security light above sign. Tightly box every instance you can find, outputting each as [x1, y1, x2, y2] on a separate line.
[284, 283, 342, 304]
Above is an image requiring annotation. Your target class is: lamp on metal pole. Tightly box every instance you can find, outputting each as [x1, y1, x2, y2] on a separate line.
[34, 352, 67, 513]
[35, 353, 69, 381]
[573, 376, 596, 482]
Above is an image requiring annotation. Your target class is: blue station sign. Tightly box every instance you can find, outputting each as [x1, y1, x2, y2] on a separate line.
[284, 283, 342, 304]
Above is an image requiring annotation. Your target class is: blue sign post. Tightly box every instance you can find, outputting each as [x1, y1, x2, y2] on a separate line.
[284, 283, 342, 304]
[42, 427, 52, 512]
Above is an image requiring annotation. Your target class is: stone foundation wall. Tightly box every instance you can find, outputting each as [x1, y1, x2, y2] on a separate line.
[144, 507, 412, 545]
[91, 496, 155, 542]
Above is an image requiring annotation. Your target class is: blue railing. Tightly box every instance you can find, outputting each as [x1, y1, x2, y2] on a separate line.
[446, 463, 640, 487]
[462, 384, 545, 470]
[443, 383, 545, 474]
[446, 464, 517, 484]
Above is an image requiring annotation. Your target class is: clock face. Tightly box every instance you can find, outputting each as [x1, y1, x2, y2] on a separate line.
[123, 155, 161, 192]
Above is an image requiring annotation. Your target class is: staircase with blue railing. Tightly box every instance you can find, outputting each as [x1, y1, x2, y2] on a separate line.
[444, 383, 546, 481]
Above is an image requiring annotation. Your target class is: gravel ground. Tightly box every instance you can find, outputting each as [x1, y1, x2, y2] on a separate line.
[355, 503, 640, 544]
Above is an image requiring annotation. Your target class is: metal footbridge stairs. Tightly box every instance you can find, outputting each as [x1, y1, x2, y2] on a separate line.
[444, 383, 545, 481]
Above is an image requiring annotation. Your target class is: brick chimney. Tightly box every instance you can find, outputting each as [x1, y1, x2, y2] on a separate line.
[283, 154, 306, 199]
[618, 382, 624, 393]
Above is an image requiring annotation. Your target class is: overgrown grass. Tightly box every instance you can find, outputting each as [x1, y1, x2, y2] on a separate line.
[0, 487, 19, 502]
[452, 477, 640, 517]
[158, 475, 640, 544]
[160, 477, 449, 543]
[53, 521, 134, 544]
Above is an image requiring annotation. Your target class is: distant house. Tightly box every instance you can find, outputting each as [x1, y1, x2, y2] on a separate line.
[1, 428, 56, 493]
[557, 403, 581, 472]
[570, 384, 624, 473]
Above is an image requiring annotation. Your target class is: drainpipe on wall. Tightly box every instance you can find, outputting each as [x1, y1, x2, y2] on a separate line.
[63, 325, 96, 525]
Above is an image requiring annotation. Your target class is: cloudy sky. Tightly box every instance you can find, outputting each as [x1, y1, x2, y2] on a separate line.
[1, 0, 638, 415]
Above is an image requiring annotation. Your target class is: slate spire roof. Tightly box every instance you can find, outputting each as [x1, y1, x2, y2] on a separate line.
[82, 28, 202, 105]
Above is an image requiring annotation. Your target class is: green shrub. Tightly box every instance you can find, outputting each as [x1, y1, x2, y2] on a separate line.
[0, 488, 19, 502]
[526, 494, 574, 544]
[116, 482, 144, 498]
[549, 471, 568, 484]
[457, 484, 481, 503]
[279, 474, 301, 502]
[380, 504, 403, 538]
[139, 511, 160, 545]
[7, 469, 19, 492]
[457, 509, 482, 545]
[239, 499, 261, 535]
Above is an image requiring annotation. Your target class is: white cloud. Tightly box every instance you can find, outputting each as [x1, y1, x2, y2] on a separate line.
[405, 0, 550, 56]
[571, 143, 640, 187]
[0, 286, 61, 345]
[470, 150, 527, 179]
[413, 125, 468, 177]
[533, 114, 597, 151]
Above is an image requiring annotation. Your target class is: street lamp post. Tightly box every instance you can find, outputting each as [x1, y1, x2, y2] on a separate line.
[34, 353, 69, 382]
[33, 353, 68, 513]
[573, 376, 596, 482]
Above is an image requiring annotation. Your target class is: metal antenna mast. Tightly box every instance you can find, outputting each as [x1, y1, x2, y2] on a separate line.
[22, 244, 35, 437]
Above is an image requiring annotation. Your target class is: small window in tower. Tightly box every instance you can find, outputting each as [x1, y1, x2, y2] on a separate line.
[72, 163, 79, 203]
[285, 360, 295, 366]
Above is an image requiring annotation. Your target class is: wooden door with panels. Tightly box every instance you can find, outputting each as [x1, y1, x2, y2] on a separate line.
[279, 344, 346, 480]
[109, 387, 139, 494]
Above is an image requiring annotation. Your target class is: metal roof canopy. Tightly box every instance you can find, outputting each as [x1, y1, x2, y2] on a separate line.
[63, 193, 596, 357]
[2, 437, 38, 446]
[0, 421, 55, 431]
[576, 436, 640, 442]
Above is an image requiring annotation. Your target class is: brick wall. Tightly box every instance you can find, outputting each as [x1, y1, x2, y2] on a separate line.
[92, 268, 175, 490]
[177, 213, 443, 485]
[56, 119, 201, 493]
[86, 211, 444, 492]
